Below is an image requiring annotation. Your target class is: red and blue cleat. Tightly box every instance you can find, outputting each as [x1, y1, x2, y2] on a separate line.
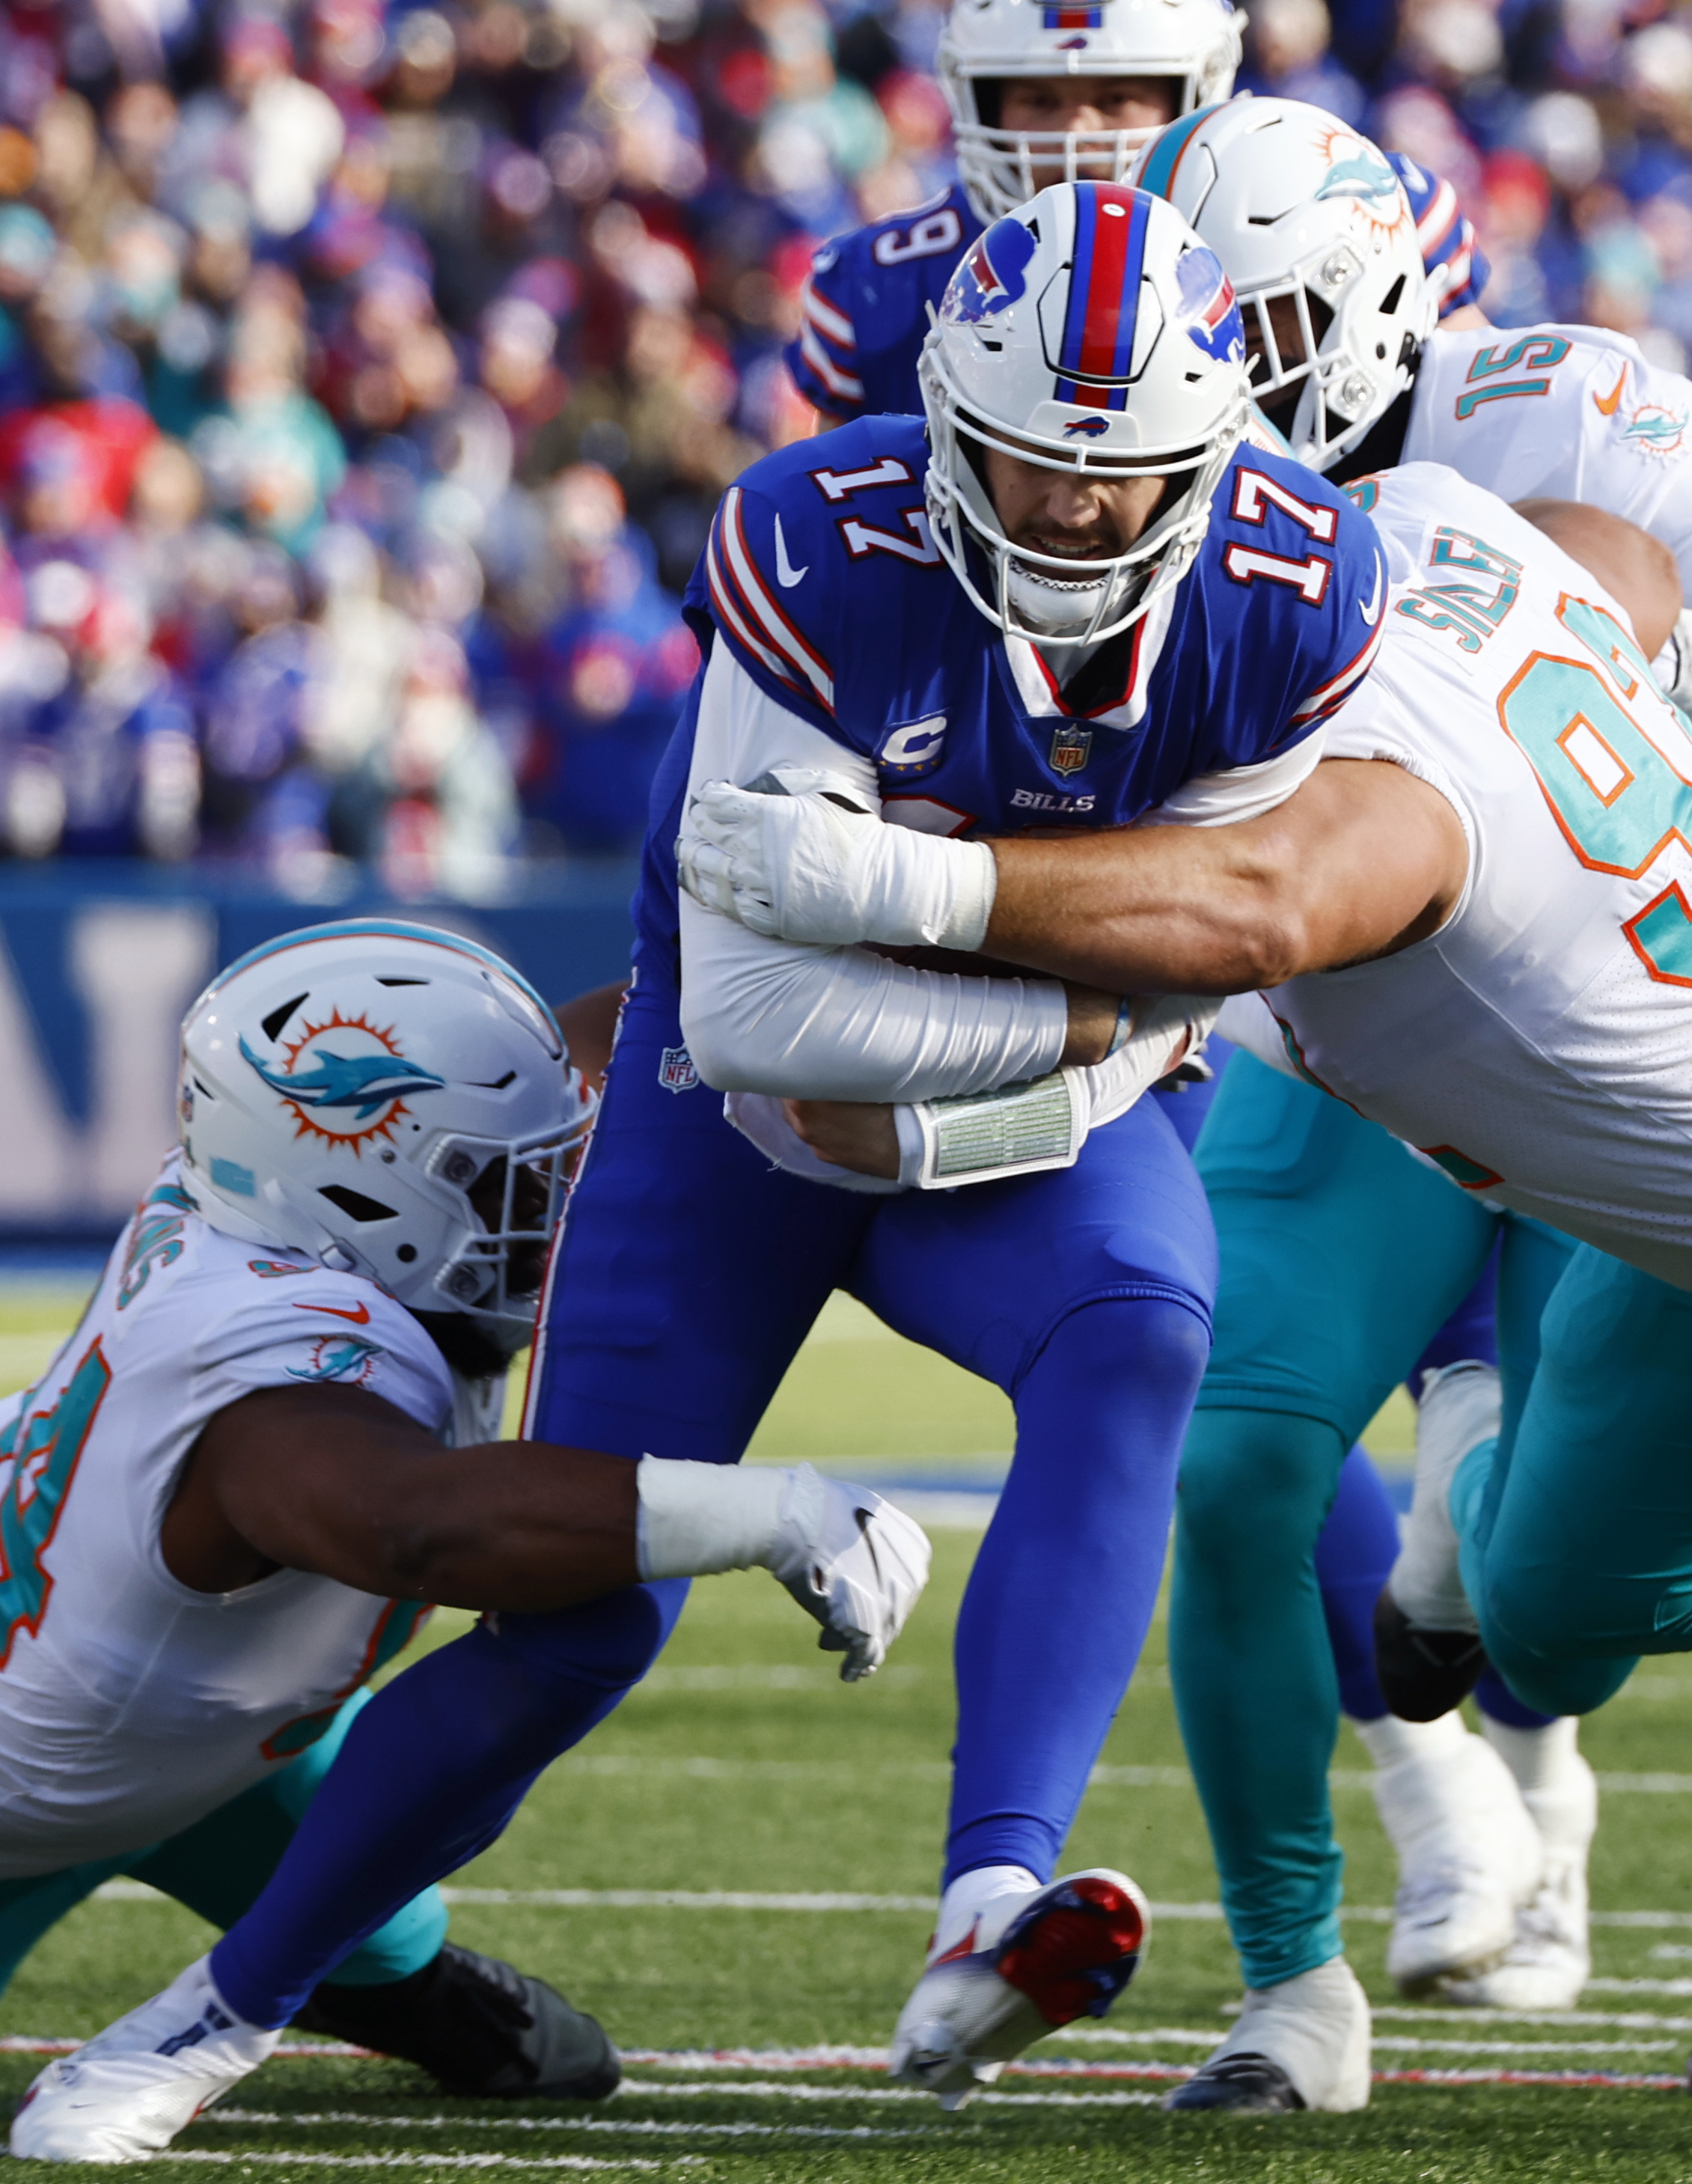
[890, 1869, 1150, 2106]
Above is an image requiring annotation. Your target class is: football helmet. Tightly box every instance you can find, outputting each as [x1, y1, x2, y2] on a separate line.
[920, 181, 1251, 647]
[1132, 97, 1435, 469]
[178, 919, 595, 1355]
[939, 0, 1244, 225]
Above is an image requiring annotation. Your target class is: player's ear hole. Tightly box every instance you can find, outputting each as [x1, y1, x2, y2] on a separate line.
[319, 1185, 400, 1223]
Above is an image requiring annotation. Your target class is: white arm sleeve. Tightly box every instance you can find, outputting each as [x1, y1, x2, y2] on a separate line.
[677, 646, 1068, 1101]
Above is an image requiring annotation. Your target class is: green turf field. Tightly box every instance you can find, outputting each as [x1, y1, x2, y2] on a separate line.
[4, 1281, 1692, 2179]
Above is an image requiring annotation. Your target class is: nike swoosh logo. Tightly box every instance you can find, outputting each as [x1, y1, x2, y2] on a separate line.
[293, 1299, 372, 1325]
[773, 515, 808, 588]
[1359, 555, 1384, 626]
[855, 1502, 883, 1588]
[1595, 364, 1628, 417]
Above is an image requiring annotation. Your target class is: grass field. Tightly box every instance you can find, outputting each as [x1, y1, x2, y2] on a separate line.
[6, 1279, 1692, 2180]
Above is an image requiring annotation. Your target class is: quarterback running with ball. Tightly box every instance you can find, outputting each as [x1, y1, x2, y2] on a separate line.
[88, 179, 1401, 2119]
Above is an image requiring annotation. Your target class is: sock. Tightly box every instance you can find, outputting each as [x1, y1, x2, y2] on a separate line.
[944, 1292, 1208, 1886]
[929, 1864, 1039, 1961]
[210, 1585, 685, 2030]
[1354, 1709, 1467, 1771]
[1479, 1712, 1580, 1798]
[1313, 1445, 1402, 1721]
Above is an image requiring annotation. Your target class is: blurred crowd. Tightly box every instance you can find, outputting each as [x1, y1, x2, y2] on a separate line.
[0, 0, 1688, 891]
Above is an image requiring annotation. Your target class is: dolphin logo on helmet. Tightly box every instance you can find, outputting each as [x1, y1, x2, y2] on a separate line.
[949, 218, 1039, 324]
[239, 1036, 447, 1123]
[1316, 152, 1402, 205]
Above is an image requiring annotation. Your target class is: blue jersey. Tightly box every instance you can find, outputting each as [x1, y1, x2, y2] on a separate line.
[784, 156, 1488, 425]
[635, 412, 1384, 963]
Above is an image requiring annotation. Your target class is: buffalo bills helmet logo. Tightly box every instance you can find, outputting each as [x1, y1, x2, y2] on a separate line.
[949, 217, 1038, 324]
[1176, 245, 1244, 366]
[1063, 416, 1110, 437]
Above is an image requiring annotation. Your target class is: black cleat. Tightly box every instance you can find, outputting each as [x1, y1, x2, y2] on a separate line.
[1164, 2052, 1307, 2112]
[293, 1944, 621, 2100]
[1374, 1587, 1488, 1723]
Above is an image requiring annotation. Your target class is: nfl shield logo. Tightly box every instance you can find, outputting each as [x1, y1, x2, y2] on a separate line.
[1049, 725, 1092, 775]
[659, 1045, 698, 1094]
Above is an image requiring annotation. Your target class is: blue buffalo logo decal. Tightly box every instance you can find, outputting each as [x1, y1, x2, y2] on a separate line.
[1063, 415, 1110, 438]
[950, 217, 1038, 323]
[1176, 246, 1244, 365]
[240, 1009, 445, 1152]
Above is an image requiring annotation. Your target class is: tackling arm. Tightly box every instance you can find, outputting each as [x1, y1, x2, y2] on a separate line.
[162, 1380, 931, 1680]
[980, 759, 1468, 994]
[163, 1382, 640, 1608]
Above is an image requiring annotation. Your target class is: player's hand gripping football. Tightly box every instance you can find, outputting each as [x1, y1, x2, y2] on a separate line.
[679, 771, 996, 952]
[768, 1467, 932, 1681]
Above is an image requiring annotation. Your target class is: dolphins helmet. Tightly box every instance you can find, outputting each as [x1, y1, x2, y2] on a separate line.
[920, 181, 1252, 647]
[178, 921, 596, 1355]
[1132, 98, 1435, 469]
[939, 0, 1244, 225]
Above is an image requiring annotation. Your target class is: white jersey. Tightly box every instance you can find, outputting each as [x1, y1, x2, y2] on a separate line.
[1269, 463, 1692, 1290]
[1402, 324, 1692, 597]
[0, 1156, 481, 1879]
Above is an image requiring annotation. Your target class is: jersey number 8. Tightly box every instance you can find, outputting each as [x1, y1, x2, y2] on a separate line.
[1500, 597, 1692, 985]
[0, 1341, 111, 1671]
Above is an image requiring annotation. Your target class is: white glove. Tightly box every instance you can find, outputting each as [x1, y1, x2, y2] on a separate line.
[679, 774, 997, 951]
[767, 1468, 933, 1681]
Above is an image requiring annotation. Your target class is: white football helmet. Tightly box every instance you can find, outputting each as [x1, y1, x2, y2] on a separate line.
[940, 0, 1244, 225]
[920, 181, 1251, 647]
[1131, 97, 1435, 469]
[178, 919, 595, 1355]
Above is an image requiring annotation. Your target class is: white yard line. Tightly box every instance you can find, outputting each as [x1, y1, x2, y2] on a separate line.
[76, 1884, 1692, 1920]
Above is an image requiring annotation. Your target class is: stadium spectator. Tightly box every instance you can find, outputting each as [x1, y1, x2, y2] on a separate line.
[0, 0, 1682, 890]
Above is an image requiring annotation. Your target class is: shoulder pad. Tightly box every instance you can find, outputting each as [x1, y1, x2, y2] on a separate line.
[699, 420, 939, 732]
[1209, 449, 1387, 735]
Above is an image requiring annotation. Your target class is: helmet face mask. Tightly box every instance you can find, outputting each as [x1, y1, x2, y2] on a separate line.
[179, 920, 596, 1363]
[1131, 99, 1436, 472]
[939, 0, 1244, 225]
[920, 183, 1251, 648]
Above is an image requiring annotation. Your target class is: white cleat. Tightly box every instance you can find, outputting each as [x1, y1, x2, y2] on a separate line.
[10, 1956, 278, 2163]
[767, 1468, 931, 1682]
[1443, 1746, 1598, 2010]
[1375, 1718, 1545, 1995]
[1164, 1956, 1371, 2112]
[891, 1868, 1150, 2107]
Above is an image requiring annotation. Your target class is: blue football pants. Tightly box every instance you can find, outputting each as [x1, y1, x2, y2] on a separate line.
[211, 964, 1216, 2028]
[1170, 1055, 1575, 1989]
[0, 1691, 444, 2002]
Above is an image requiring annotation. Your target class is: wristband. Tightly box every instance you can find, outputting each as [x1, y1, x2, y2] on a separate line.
[1105, 997, 1136, 1058]
[903, 1070, 1085, 1190]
